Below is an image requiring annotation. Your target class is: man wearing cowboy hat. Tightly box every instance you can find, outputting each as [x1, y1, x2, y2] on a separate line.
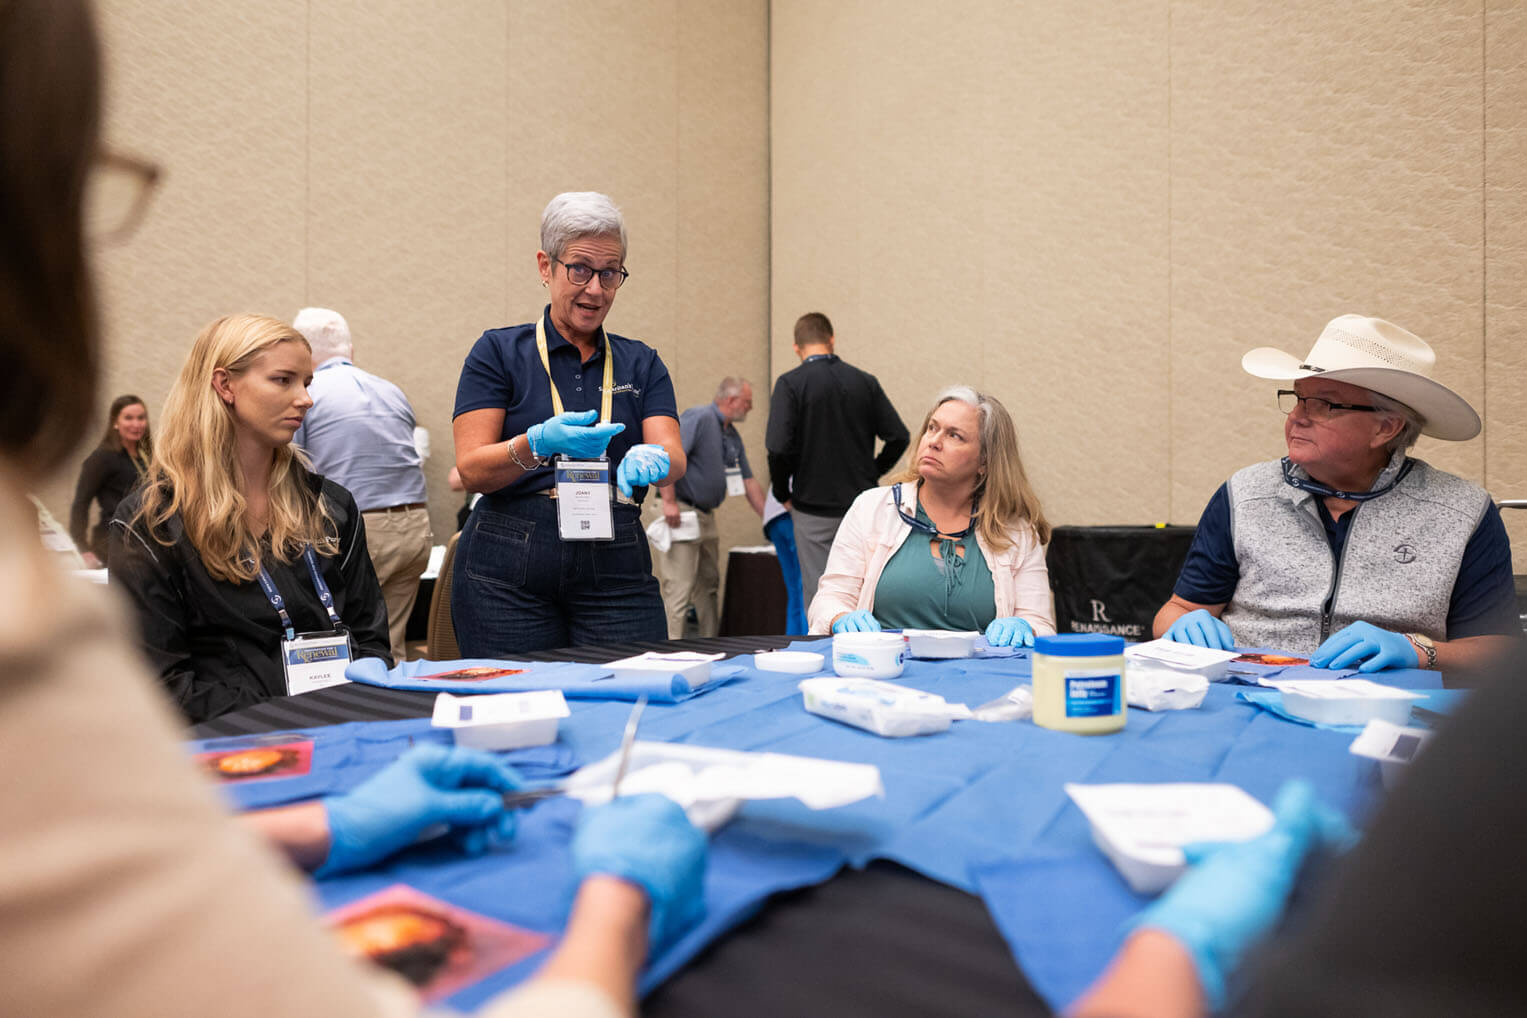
[1155, 315, 1519, 678]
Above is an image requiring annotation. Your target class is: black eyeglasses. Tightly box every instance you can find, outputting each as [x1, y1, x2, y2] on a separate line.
[1277, 389, 1379, 421]
[86, 148, 161, 244]
[554, 258, 629, 290]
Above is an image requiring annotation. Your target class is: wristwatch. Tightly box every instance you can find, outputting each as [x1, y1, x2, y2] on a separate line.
[1405, 632, 1437, 669]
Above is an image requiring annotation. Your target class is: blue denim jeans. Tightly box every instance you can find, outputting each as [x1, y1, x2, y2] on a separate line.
[764, 512, 809, 636]
[452, 494, 666, 656]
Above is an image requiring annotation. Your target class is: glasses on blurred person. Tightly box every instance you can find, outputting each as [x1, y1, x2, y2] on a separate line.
[86, 149, 161, 244]
[554, 258, 629, 289]
[1277, 389, 1379, 421]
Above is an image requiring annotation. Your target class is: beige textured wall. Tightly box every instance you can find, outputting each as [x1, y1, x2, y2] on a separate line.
[48, 0, 771, 568]
[772, 0, 1527, 570]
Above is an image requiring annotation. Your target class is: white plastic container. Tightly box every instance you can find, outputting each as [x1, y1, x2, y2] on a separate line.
[1066, 782, 1276, 894]
[753, 650, 826, 674]
[902, 629, 980, 659]
[1032, 634, 1127, 734]
[1268, 678, 1423, 727]
[1123, 639, 1241, 682]
[799, 677, 968, 736]
[832, 631, 907, 679]
[1348, 718, 1433, 788]
[431, 690, 569, 750]
[605, 651, 723, 688]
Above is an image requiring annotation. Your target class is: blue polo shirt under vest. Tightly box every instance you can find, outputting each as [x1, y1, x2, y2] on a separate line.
[453, 306, 678, 499]
[1174, 481, 1519, 639]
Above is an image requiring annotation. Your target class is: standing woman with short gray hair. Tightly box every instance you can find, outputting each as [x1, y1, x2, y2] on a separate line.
[452, 192, 685, 655]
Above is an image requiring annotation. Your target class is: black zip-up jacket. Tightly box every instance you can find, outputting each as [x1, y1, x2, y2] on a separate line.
[765, 354, 910, 515]
[109, 473, 392, 724]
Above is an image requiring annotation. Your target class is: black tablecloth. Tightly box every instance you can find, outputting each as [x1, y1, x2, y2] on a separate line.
[193, 636, 1052, 1018]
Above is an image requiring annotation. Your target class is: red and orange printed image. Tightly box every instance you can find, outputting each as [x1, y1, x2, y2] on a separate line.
[1231, 653, 1310, 666]
[196, 739, 314, 782]
[418, 666, 528, 682]
[327, 885, 550, 1002]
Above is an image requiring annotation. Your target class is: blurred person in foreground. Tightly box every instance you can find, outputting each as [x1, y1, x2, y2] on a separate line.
[0, 3, 705, 1015]
[1071, 654, 1527, 1017]
[809, 385, 1054, 646]
[1155, 315, 1518, 681]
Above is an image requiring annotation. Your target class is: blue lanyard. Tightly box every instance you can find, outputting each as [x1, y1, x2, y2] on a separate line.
[253, 547, 345, 641]
[1281, 456, 1415, 503]
[892, 483, 975, 539]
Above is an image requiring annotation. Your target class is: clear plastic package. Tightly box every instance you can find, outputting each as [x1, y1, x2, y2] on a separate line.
[799, 677, 969, 737]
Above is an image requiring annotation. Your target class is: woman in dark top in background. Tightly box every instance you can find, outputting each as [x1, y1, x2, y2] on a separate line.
[69, 392, 150, 566]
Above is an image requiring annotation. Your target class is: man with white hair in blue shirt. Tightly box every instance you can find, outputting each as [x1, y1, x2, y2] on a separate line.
[293, 307, 431, 664]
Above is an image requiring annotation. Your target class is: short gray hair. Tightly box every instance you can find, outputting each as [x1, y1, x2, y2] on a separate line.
[1368, 391, 1423, 453]
[540, 191, 627, 262]
[715, 377, 749, 401]
[292, 307, 352, 363]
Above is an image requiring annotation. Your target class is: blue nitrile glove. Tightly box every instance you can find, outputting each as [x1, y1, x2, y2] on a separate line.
[1310, 620, 1418, 673]
[1163, 608, 1236, 650]
[1131, 780, 1355, 1009]
[573, 794, 707, 951]
[527, 409, 625, 459]
[985, 616, 1035, 648]
[832, 609, 882, 633]
[318, 744, 523, 877]
[615, 443, 669, 498]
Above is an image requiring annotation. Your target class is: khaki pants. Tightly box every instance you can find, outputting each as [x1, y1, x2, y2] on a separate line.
[652, 505, 720, 639]
[361, 506, 433, 664]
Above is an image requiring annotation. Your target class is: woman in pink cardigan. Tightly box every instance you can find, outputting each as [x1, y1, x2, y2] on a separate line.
[807, 386, 1055, 645]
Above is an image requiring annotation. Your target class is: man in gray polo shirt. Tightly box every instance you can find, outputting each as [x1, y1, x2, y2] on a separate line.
[652, 378, 766, 638]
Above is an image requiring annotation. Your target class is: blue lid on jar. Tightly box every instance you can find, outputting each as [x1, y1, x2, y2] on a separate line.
[1033, 633, 1126, 657]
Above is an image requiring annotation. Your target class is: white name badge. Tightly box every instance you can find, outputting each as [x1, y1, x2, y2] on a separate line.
[726, 465, 746, 497]
[282, 631, 353, 696]
[556, 456, 614, 541]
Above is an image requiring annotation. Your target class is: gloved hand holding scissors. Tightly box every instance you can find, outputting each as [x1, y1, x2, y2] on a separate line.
[318, 744, 524, 876]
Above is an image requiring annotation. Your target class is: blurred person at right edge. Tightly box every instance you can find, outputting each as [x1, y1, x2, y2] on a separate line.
[0, 2, 706, 1016]
[766, 311, 909, 605]
[1155, 315, 1518, 682]
[1070, 655, 1527, 1017]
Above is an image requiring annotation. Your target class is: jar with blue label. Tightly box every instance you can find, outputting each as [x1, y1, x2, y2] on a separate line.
[1031, 633, 1126, 734]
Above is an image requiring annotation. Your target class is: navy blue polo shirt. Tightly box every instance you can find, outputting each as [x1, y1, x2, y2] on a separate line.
[453, 307, 678, 497]
[1174, 482, 1519, 638]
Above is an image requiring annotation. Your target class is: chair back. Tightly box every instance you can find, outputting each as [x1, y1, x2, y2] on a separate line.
[427, 531, 462, 660]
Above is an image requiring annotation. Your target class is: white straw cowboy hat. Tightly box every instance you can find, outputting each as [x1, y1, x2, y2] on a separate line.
[1242, 314, 1481, 441]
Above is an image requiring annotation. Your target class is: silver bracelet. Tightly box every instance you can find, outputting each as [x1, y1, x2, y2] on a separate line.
[508, 435, 545, 471]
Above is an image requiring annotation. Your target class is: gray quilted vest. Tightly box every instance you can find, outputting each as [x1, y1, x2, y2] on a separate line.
[1220, 454, 1490, 655]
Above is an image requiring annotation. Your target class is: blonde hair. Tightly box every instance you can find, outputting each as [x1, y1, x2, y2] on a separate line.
[136, 314, 337, 582]
[893, 385, 1051, 549]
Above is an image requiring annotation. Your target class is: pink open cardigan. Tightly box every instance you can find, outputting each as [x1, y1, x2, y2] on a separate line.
[807, 483, 1056, 636]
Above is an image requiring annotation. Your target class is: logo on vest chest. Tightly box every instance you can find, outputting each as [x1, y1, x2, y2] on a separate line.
[1393, 543, 1417, 564]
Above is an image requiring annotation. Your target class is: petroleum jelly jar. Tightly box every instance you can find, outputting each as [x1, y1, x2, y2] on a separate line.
[1031, 633, 1126, 734]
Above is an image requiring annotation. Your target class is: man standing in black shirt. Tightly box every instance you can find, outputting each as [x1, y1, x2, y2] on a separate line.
[766, 312, 909, 604]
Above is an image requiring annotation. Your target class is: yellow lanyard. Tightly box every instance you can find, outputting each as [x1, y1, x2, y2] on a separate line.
[536, 316, 614, 423]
